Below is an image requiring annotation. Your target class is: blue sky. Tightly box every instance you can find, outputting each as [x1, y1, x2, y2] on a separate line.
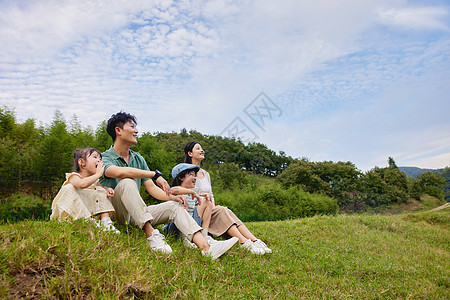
[1, 0, 449, 171]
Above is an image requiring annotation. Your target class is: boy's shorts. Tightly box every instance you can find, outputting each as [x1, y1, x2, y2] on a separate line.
[163, 207, 203, 236]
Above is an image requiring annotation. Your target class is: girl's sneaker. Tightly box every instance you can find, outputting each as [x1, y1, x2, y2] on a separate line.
[100, 217, 120, 234]
[241, 239, 265, 255]
[253, 239, 272, 253]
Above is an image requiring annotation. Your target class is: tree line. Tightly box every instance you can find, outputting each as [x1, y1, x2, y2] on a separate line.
[1, 106, 448, 211]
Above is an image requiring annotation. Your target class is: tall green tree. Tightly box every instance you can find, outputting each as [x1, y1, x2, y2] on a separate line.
[414, 172, 446, 201]
[38, 111, 73, 183]
[442, 167, 450, 202]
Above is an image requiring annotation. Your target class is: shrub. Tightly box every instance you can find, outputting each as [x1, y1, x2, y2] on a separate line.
[214, 183, 338, 222]
[0, 193, 52, 223]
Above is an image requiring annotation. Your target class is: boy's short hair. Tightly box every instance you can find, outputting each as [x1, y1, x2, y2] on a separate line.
[106, 111, 137, 142]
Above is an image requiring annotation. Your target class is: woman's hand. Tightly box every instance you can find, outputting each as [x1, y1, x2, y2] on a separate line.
[170, 194, 187, 209]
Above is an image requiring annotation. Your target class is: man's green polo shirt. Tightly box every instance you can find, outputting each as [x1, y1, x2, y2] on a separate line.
[100, 146, 150, 190]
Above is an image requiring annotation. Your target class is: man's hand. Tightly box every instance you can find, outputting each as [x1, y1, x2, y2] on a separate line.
[155, 176, 170, 196]
[170, 194, 187, 209]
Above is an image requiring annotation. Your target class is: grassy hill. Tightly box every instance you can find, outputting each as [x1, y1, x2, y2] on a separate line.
[1, 210, 449, 299]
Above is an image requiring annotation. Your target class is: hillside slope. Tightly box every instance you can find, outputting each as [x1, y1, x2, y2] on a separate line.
[399, 166, 444, 178]
[1, 211, 449, 299]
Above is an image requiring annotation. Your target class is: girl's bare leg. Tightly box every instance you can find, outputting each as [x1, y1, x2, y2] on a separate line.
[99, 212, 110, 219]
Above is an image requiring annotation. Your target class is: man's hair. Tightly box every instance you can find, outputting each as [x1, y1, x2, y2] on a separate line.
[106, 111, 137, 142]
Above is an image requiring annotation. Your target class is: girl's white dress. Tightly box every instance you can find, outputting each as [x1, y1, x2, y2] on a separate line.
[50, 172, 115, 221]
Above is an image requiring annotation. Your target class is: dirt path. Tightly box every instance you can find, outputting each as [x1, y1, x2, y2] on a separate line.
[429, 202, 450, 211]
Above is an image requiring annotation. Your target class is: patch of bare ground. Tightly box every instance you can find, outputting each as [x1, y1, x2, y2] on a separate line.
[8, 262, 63, 299]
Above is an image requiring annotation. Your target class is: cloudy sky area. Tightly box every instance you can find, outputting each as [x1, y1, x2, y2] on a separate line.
[1, 0, 449, 171]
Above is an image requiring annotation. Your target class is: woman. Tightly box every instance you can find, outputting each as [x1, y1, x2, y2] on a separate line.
[184, 141, 272, 254]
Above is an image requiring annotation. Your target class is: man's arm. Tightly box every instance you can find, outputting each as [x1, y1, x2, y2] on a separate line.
[104, 165, 156, 179]
[143, 180, 187, 208]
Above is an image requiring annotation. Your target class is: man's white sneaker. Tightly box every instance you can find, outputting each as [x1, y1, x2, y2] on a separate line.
[253, 239, 272, 253]
[202, 237, 238, 259]
[100, 217, 120, 234]
[241, 239, 265, 255]
[147, 229, 172, 253]
[182, 236, 198, 249]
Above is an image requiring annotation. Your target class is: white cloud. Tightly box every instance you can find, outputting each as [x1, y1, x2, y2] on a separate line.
[378, 6, 449, 30]
[1, 0, 449, 171]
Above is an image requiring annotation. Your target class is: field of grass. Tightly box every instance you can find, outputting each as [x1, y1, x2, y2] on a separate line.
[1, 209, 449, 299]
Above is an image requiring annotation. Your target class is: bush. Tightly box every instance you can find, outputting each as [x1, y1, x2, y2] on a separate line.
[0, 193, 52, 223]
[214, 183, 338, 222]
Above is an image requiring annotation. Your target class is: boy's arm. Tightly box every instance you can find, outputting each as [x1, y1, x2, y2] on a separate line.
[170, 186, 196, 195]
[170, 187, 203, 206]
[142, 180, 188, 208]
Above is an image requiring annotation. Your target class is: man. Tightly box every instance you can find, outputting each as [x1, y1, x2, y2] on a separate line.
[100, 112, 237, 259]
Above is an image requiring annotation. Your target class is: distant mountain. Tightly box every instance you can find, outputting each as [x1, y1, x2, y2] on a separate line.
[399, 166, 444, 178]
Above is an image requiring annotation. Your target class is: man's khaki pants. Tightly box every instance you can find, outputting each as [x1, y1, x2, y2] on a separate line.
[111, 178, 203, 241]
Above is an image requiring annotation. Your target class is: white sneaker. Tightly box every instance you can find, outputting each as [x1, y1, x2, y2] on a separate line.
[147, 229, 172, 253]
[206, 235, 217, 245]
[241, 239, 265, 255]
[202, 237, 238, 259]
[100, 217, 120, 234]
[254, 239, 272, 253]
[182, 236, 198, 249]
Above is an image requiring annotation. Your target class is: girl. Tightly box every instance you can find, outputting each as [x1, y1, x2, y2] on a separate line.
[50, 148, 119, 234]
[184, 141, 272, 255]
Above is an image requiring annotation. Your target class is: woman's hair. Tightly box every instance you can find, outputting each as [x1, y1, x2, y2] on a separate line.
[73, 148, 101, 172]
[184, 141, 199, 164]
[171, 168, 198, 187]
[105, 111, 137, 143]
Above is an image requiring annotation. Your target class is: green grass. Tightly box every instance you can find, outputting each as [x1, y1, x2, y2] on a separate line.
[1, 210, 449, 299]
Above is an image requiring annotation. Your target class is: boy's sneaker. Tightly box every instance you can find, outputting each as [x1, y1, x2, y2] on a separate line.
[254, 239, 272, 253]
[100, 217, 120, 234]
[147, 229, 172, 254]
[182, 236, 198, 249]
[241, 239, 265, 255]
[206, 235, 217, 245]
[202, 237, 238, 259]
